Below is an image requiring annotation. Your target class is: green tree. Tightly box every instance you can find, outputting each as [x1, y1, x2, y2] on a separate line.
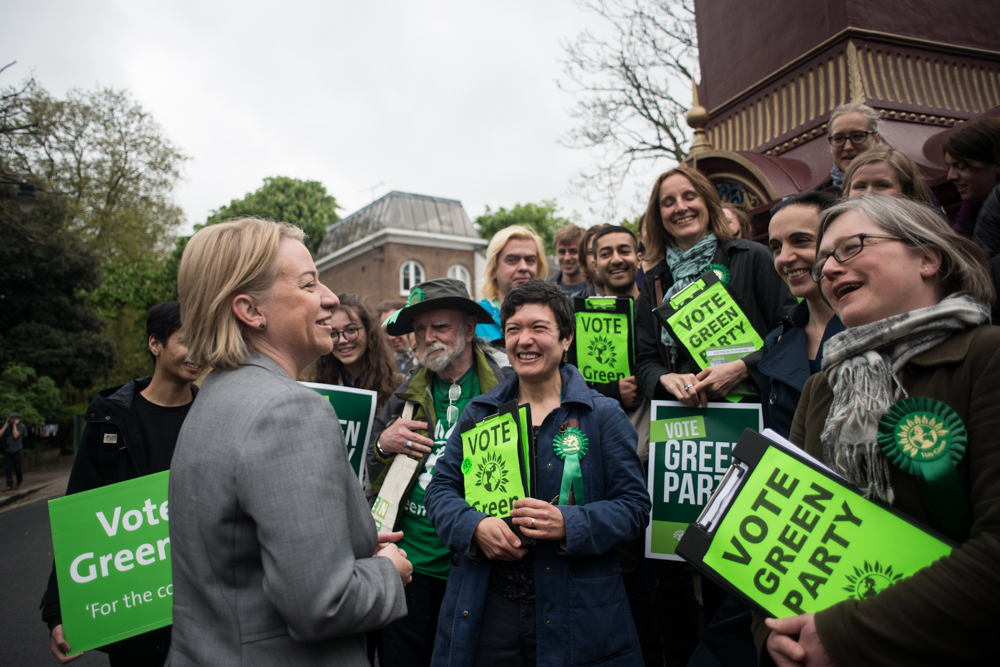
[0, 194, 116, 390]
[205, 176, 340, 255]
[0, 364, 61, 426]
[2, 80, 188, 261]
[474, 200, 577, 255]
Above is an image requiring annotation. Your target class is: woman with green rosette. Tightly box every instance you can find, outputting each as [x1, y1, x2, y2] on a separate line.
[425, 280, 651, 667]
[760, 195, 1000, 667]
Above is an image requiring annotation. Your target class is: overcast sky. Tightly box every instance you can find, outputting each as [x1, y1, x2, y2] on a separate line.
[4, 0, 678, 235]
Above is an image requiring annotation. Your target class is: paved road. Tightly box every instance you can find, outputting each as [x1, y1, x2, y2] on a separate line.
[0, 461, 108, 666]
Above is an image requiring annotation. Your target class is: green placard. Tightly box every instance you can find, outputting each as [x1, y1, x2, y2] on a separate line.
[49, 471, 173, 653]
[300, 382, 378, 483]
[658, 272, 763, 371]
[572, 296, 634, 384]
[701, 445, 953, 618]
[461, 412, 528, 518]
[646, 401, 762, 560]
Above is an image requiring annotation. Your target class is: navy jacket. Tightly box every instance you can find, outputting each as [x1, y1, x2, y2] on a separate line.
[757, 302, 844, 438]
[425, 365, 650, 666]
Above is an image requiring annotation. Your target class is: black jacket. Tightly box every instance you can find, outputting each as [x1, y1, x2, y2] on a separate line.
[634, 238, 797, 401]
[40, 377, 197, 656]
[757, 301, 845, 439]
[974, 185, 1000, 260]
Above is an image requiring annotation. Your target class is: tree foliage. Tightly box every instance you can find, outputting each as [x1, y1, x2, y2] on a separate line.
[474, 200, 578, 255]
[0, 364, 61, 426]
[0, 194, 116, 390]
[560, 0, 698, 215]
[205, 176, 340, 255]
[1, 79, 188, 261]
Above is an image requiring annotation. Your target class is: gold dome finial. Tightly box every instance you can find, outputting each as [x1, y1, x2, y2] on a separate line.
[686, 78, 712, 158]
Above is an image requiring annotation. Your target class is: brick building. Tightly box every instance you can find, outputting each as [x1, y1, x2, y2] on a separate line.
[315, 191, 487, 304]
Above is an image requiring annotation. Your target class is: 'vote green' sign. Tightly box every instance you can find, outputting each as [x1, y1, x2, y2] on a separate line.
[662, 276, 763, 370]
[461, 412, 527, 518]
[647, 401, 762, 560]
[49, 471, 172, 653]
[575, 307, 632, 383]
[703, 446, 953, 617]
[300, 382, 378, 484]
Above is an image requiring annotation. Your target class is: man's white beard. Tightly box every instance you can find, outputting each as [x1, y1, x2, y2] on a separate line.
[419, 334, 467, 373]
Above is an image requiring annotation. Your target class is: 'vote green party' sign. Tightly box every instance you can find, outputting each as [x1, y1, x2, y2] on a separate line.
[646, 401, 762, 560]
[49, 471, 172, 652]
[461, 410, 529, 518]
[300, 382, 378, 483]
[700, 443, 954, 617]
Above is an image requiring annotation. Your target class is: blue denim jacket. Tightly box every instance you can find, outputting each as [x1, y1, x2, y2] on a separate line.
[425, 364, 650, 666]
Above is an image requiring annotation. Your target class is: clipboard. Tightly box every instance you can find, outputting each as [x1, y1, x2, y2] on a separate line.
[652, 270, 763, 372]
[569, 295, 635, 383]
[460, 400, 537, 544]
[676, 429, 956, 618]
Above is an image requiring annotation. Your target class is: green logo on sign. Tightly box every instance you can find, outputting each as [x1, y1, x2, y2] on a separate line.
[842, 561, 904, 600]
[461, 458, 473, 475]
[894, 412, 950, 461]
[588, 335, 617, 368]
[475, 451, 510, 493]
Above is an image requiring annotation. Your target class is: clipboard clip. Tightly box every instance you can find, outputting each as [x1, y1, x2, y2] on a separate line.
[694, 462, 749, 533]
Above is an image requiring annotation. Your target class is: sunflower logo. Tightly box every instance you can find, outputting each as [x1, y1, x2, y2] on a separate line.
[843, 561, 904, 600]
[588, 335, 617, 368]
[896, 413, 950, 461]
[475, 451, 509, 494]
[673, 529, 686, 541]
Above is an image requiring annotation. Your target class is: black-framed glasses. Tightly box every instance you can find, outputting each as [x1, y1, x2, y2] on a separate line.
[331, 326, 363, 341]
[810, 233, 903, 282]
[828, 130, 877, 147]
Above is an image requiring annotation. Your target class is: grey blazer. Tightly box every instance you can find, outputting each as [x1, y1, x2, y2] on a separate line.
[166, 353, 406, 666]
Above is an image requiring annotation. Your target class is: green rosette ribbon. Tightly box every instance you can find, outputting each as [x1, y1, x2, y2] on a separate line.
[553, 427, 589, 506]
[877, 396, 971, 541]
[705, 263, 731, 286]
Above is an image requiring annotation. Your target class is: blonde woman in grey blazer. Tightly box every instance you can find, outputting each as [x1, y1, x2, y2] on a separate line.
[168, 218, 411, 666]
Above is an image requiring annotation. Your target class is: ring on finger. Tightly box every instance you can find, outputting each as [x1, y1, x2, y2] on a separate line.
[683, 384, 693, 391]
[405, 440, 412, 450]
[531, 517, 535, 528]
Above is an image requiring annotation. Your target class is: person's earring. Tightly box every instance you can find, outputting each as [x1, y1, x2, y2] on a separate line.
[563, 351, 568, 363]
[259, 322, 266, 330]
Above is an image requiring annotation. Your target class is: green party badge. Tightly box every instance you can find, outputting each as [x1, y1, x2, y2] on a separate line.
[570, 295, 635, 385]
[406, 288, 425, 307]
[705, 263, 731, 287]
[553, 427, 589, 506]
[654, 270, 763, 372]
[460, 400, 535, 542]
[878, 397, 972, 541]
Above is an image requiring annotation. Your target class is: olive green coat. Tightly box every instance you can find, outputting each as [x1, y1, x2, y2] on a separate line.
[752, 325, 1000, 666]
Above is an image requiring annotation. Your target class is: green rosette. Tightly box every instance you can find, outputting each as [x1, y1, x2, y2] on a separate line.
[406, 287, 425, 307]
[553, 427, 589, 506]
[705, 263, 731, 286]
[877, 396, 971, 541]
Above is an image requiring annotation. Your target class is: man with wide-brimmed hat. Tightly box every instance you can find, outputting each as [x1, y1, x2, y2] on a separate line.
[368, 278, 511, 667]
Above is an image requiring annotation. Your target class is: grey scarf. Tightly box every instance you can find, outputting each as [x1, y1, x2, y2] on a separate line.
[820, 294, 988, 503]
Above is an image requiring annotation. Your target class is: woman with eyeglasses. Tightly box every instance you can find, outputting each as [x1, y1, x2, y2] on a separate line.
[814, 102, 883, 192]
[758, 196, 1000, 667]
[943, 118, 1000, 256]
[313, 294, 402, 415]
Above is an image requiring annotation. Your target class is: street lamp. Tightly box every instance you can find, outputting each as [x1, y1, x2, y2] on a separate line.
[0, 180, 38, 214]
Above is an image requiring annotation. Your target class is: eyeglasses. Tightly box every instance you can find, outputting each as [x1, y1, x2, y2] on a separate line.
[810, 233, 904, 282]
[331, 326, 363, 341]
[446, 383, 461, 424]
[828, 131, 877, 147]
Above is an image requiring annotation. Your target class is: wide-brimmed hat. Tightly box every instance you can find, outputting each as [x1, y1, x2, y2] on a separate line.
[385, 278, 495, 335]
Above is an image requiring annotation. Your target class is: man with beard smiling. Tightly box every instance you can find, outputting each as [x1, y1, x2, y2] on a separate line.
[367, 278, 511, 667]
[41, 301, 200, 665]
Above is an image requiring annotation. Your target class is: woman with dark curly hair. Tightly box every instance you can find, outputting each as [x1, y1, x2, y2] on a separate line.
[313, 294, 403, 415]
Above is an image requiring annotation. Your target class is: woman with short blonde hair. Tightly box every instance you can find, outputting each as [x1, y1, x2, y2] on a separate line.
[169, 217, 411, 666]
[482, 225, 548, 303]
[842, 146, 935, 204]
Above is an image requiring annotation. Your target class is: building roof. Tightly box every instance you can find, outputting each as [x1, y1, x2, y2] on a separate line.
[316, 190, 480, 257]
